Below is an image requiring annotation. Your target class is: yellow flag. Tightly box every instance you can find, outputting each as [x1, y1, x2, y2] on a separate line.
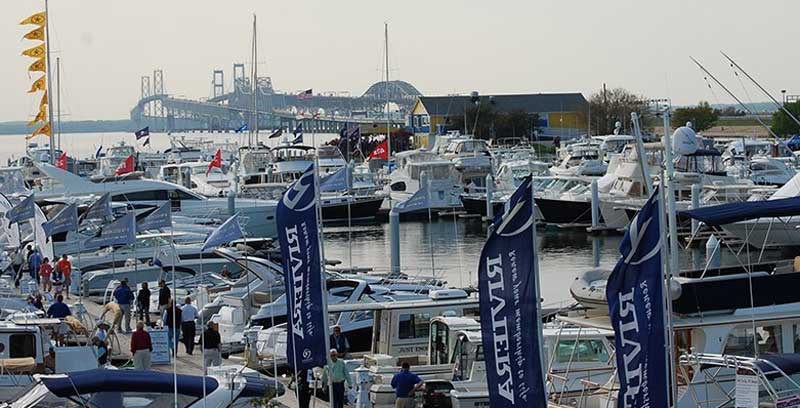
[27, 122, 51, 140]
[27, 107, 47, 126]
[28, 57, 46, 73]
[28, 76, 46, 93]
[20, 12, 46, 26]
[21, 43, 45, 59]
[40, 91, 49, 108]
[23, 26, 45, 41]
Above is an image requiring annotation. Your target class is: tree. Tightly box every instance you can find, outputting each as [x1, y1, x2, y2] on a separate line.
[447, 103, 498, 139]
[672, 101, 719, 132]
[771, 101, 800, 137]
[589, 87, 648, 135]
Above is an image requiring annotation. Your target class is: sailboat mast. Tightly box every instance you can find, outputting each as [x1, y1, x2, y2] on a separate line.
[56, 56, 61, 150]
[250, 14, 258, 146]
[384, 22, 391, 161]
[44, 0, 56, 163]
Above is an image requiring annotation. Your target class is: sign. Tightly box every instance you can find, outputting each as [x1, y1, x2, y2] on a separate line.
[478, 176, 546, 408]
[735, 373, 759, 408]
[277, 164, 328, 370]
[149, 328, 171, 365]
[42, 203, 78, 238]
[606, 187, 668, 408]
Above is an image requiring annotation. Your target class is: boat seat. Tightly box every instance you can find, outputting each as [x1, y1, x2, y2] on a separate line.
[794, 256, 800, 273]
[0, 357, 36, 374]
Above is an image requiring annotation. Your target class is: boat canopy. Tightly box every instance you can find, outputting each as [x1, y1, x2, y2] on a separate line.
[678, 196, 800, 226]
[39, 369, 219, 398]
[755, 353, 800, 379]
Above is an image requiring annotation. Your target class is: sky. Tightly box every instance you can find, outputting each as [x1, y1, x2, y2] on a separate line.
[1, 0, 798, 122]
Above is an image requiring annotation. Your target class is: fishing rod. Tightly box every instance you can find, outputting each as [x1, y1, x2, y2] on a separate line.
[720, 51, 800, 129]
[690, 56, 780, 140]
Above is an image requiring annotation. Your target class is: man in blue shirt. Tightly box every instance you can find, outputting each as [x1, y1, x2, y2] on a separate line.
[28, 248, 42, 284]
[112, 279, 135, 332]
[391, 362, 424, 408]
[47, 295, 71, 319]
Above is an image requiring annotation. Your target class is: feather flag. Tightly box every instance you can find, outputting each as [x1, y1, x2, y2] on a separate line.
[28, 57, 46, 73]
[28, 76, 46, 93]
[22, 44, 46, 59]
[20, 12, 46, 26]
[27, 122, 51, 140]
[27, 107, 47, 126]
[23, 26, 45, 41]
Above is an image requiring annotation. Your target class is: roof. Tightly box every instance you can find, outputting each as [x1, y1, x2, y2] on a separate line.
[39, 369, 219, 398]
[417, 93, 588, 116]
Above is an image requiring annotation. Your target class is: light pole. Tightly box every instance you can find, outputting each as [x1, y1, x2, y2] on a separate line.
[782, 89, 787, 104]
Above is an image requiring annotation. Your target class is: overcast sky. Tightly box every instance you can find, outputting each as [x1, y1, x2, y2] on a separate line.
[2, 0, 798, 121]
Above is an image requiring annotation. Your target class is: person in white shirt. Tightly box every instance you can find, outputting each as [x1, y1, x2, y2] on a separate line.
[180, 297, 198, 355]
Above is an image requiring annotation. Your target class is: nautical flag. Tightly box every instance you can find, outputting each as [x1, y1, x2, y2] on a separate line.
[297, 89, 313, 100]
[40, 91, 48, 108]
[206, 149, 222, 176]
[27, 107, 47, 126]
[115, 155, 135, 176]
[478, 176, 547, 408]
[20, 12, 46, 26]
[347, 126, 361, 141]
[268, 127, 283, 139]
[28, 76, 46, 93]
[95, 145, 104, 158]
[83, 212, 136, 250]
[5, 194, 36, 224]
[137, 202, 172, 232]
[606, 187, 668, 408]
[201, 213, 244, 252]
[277, 164, 328, 370]
[23, 26, 45, 41]
[291, 123, 303, 144]
[235, 123, 248, 133]
[134, 127, 150, 139]
[55, 152, 67, 170]
[82, 193, 113, 222]
[22, 44, 46, 59]
[27, 122, 50, 140]
[369, 140, 389, 161]
[28, 57, 46, 73]
[42, 203, 78, 238]
[319, 166, 349, 193]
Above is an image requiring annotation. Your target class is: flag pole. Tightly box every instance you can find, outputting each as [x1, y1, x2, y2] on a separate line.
[529, 178, 547, 398]
[170, 222, 178, 408]
[199, 248, 207, 408]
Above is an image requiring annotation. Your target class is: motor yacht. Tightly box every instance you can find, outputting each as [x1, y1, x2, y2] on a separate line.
[386, 149, 462, 216]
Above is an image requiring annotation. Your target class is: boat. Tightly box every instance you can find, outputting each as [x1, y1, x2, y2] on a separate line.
[386, 149, 462, 216]
[158, 162, 232, 197]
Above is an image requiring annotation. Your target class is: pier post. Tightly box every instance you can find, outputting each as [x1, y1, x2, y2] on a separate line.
[691, 183, 701, 235]
[227, 189, 236, 216]
[485, 174, 494, 222]
[590, 180, 600, 229]
[706, 234, 721, 269]
[390, 207, 401, 275]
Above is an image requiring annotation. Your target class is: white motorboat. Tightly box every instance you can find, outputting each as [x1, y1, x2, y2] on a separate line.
[386, 149, 462, 216]
[158, 162, 232, 197]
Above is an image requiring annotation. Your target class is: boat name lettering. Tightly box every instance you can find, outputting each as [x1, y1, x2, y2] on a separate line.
[485, 254, 514, 404]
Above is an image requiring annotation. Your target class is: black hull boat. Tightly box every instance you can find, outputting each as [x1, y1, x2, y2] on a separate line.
[321, 195, 385, 222]
[460, 194, 506, 217]
[535, 197, 597, 225]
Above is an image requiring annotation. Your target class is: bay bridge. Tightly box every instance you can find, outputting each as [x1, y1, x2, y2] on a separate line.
[130, 64, 422, 134]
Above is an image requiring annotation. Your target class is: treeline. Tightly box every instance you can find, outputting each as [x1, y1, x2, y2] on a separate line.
[0, 120, 135, 135]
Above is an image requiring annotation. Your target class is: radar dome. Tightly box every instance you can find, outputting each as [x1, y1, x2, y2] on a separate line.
[672, 126, 698, 156]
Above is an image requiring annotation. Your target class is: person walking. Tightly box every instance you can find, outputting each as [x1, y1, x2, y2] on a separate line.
[391, 362, 424, 408]
[157, 280, 170, 317]
[202, 322, 222, 369]
[322, 349, 352, 408]
[113, 279, 135, 332]
[136, 282, 151, 325]
[56, 255, 72, 299]
[161, 299, 181, 355]
[330, 326, 350, 358]
[39, 257, 53, 292]
[28, 248, 41, 284]
[180, 297, 197, 355]
[130, 321, 153, 370]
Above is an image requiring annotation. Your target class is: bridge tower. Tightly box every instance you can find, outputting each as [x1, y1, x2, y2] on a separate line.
[153, 70, 165, 131]
[213, 70, 224, 98]
[140, 76, 151, 117]
[233, 63, 247, 93]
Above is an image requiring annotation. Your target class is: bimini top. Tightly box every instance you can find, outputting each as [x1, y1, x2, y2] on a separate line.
[755, 353, 800, 379]
[40, 369, 219, 398]
[679, 196, 800, 226]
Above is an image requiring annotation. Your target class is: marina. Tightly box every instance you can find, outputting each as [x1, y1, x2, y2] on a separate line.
[3, 2, 800, 408]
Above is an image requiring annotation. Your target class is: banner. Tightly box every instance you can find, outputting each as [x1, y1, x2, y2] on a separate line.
[22, 44, 46, 59]
[201, 213, 243, 252]
[28, 57, 46, 73]
[369, 140, 389, 161]
[277, 165, 328, 369]
[27, 107, 47, 126]
[82, 192, 113, 222]
[83, 212, 136, 250]
[42, 203, 78, 238]
[5, 194, 36, 224]
[478, 176, 546, 408]
[606, 187, 668, 408]
[319, 166, 349, 192]
[137, 203, 172, 232]
[20, 12, 46, 26]
[23, 26, 44, 41]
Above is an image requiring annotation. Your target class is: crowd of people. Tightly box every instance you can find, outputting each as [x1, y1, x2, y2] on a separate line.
[16, 245, 73, 298]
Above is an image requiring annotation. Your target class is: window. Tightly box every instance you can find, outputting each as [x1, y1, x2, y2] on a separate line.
[555, 339, 609, 363]
[725, 325, 783, 357]
[9, 334, 36, 358]
[112, 190, 168, 202]
[169, 190, 201, 201]
[398, 313, 431, 340]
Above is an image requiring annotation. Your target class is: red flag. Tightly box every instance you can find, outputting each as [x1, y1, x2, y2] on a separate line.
[115, 155, 135, 176]
[206, 149, 222, 176]
[56, 152, 68, 170]
[369, 140, 389, 161]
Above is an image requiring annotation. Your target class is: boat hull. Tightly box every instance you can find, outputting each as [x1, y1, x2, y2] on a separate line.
[535, 197, 596, 225]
